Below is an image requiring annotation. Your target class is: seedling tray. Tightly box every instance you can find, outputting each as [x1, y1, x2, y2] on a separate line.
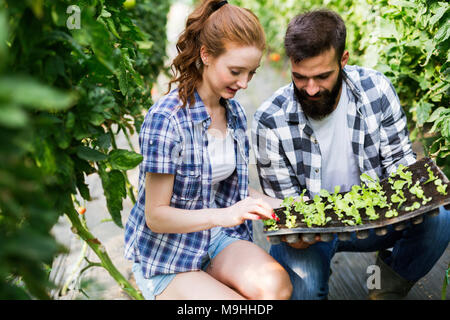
[264, 157, 450, 243]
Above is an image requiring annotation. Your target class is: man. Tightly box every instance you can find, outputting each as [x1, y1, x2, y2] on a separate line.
[251, 9, 449, 299]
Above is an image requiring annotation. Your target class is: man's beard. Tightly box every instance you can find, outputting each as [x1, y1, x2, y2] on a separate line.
[294, 69, 343, 120]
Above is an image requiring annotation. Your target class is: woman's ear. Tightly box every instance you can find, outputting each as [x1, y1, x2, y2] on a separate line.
[200, 45, 209, 66]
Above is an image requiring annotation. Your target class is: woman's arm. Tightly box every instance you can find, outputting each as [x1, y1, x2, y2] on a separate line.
[145, 172, 274, 234]
[248, 186, 283, 209]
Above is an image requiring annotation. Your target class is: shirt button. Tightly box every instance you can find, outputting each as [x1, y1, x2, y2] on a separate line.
[313, 139, 318, 144]
[315, 169, 319, 173]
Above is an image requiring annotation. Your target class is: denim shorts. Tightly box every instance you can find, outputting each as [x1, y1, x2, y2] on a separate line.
[132, 230, 241, 300]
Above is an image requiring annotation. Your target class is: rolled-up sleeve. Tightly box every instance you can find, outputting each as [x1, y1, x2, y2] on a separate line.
[139, 111, 182, 175]
[251, 113, 300, 200]
[378, 74, 416, 175]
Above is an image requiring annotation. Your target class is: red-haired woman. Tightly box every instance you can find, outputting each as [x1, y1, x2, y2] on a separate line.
[124, 0, 292, 300]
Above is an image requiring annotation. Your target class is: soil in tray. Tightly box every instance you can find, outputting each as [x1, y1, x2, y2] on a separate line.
[266, 158, 449, 232]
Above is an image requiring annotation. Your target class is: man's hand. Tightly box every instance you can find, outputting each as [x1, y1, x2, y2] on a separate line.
[281, 234, 321, 249]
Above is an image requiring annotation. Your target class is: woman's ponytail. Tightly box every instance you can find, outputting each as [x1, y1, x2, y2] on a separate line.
[167, 0, 265, 108]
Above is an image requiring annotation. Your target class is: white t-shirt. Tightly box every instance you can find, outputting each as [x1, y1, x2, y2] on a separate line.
[207, 129, 236, 237]
[308, 81, 361, 193]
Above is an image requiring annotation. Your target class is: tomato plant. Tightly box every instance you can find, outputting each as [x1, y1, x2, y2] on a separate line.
[0, 0, 170, 299]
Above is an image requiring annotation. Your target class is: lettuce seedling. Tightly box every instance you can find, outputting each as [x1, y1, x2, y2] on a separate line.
[298, 195, 332, 227]
[405, 201, 421, 211]
[285, 213, 297, 229]
[280, 195, 298, 228]
[393, 179, 408, 190]
[320, 186, 345, 220]
[311, 195, 332, 226]
[409, 181, 432, 205]
[263, 218, 279, 231]
[424, 164, 438, 184]
[391, 190, 406, 209]
[282, 196, 295, 214]
[434, 179, 448, 195]
[385, 209, 398, 218]
[390, 164, 413, 187]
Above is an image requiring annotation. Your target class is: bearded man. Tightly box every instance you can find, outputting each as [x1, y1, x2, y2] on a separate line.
[251, 9, 449, 300]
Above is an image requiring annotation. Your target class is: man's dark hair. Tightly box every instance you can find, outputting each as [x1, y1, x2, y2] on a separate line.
[284, 9, 347, 63]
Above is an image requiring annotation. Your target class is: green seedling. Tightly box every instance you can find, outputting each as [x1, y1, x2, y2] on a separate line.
[282, 196, 295, 213]
[424, 164, 438, 184]
[297, 194, 332, 227]
[361, 173, 383, 192]
[409, 181, 432, 205]
[312, 195, 332, 226]
[285, 213, 298, 229]
[393, 179, 408, 190]
[434, 179, 448, 195]
[390, 164, 413, 186]
[405, 201, 421, 211]
[385, 209, 398, 218]
[263, 218, 279, 231]
[391, 190, 406, 209]
[281, 195, 299, 229]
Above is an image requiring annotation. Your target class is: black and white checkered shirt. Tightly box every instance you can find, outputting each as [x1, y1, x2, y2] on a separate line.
[251, 65, 416, 200]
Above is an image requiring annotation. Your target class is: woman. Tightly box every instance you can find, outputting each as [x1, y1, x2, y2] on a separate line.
[124, 0, 292, 300]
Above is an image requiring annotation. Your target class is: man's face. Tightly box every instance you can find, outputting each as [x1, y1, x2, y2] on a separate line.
[291, 47, 349, 120]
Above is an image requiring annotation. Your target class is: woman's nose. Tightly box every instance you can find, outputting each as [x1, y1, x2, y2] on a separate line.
[237, 76, 249, 90]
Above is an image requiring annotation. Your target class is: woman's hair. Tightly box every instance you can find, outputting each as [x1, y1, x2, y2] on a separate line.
[284, 9, 346, 63]
[167, 0, 266, 108]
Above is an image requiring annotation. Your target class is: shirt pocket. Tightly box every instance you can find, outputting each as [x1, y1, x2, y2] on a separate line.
[173, 164, 202, 200]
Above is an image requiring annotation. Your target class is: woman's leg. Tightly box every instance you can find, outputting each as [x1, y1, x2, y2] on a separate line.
[156, 270, 246, 300]
[205, 240, 293, 300]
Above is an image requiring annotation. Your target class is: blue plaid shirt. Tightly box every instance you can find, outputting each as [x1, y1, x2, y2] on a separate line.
[124, 89, 252, 278]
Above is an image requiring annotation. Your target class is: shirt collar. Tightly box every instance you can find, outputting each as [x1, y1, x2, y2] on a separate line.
[189, 90, 238, 125]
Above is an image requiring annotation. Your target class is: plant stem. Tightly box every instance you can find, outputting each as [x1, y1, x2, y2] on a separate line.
[61, 239, 88, 296]
[64, 202, 144, 300]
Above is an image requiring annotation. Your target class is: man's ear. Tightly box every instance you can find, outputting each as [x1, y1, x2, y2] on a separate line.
[340, 50, 349, 68]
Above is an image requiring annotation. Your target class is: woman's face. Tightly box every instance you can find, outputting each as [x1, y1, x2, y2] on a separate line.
[201, 43, 263, 99]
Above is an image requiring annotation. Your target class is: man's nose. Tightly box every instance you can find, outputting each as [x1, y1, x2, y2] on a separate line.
[305, 79, 320, 96]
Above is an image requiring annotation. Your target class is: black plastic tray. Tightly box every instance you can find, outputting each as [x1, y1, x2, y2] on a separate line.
[264, 157, 450, 243]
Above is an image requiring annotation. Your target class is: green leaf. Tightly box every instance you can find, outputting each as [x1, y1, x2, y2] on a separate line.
[0, 11, 7, 67]
[0, 77, 76, 111]
[88, 112, 105, 126]
[429, 4, 449, 27]
[389, 0, 417, 8]
[0, 103, 28, 128]
[118, 59, 129, 96]
[99, 168, 126, 228]
[435, 23, 450, 42]
[108, 149, 143, 171]
[427, 107, 447, 123]
[416, 101, 433, 126]
[76, 146, 108, 161]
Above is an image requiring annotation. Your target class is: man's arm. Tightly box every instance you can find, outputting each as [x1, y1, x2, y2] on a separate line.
[251, 111, 318, 249]
[251, 115, 301, 200]
[378, 74, 416, 175]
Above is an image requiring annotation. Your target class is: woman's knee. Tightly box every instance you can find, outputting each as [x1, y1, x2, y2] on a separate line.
[249, 265, 293, 300]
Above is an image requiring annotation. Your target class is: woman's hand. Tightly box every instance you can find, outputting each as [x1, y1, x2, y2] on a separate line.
[216, 197, 274, 228]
